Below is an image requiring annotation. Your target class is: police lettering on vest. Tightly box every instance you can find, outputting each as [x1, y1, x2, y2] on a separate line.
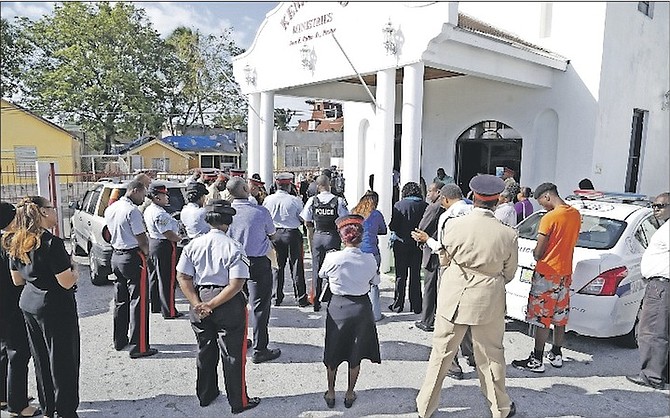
[312, 197, 339, 231]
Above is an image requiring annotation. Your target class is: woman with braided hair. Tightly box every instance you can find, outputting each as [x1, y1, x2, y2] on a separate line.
[2, 196, 80, 418]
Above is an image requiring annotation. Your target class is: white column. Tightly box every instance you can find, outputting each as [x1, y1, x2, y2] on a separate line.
[259, 91, 274, 185]
[246, 93, 261, 175]
[400, 62, 424, 186]
[375, 68, 396, 273]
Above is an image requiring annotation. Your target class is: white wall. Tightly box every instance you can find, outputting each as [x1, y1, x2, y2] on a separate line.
[593, 2, 670, 195]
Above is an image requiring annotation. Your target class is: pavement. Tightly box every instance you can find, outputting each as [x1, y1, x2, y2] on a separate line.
[2, 249, 668, 418]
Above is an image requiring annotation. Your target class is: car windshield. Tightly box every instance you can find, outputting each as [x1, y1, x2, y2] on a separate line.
[517, 211, 627, 250]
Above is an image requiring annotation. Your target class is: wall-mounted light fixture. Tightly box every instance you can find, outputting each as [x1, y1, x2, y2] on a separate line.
[662, 90, 670, 111]
[382, 19, 397, 55]
[300, 44, 314, 70]
[243, 64, 256, 85]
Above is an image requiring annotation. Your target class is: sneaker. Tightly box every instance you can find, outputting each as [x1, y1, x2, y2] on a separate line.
[511, 353, 545, 373]
[252, 348, 281, 364]
[546, 351, 563, 368]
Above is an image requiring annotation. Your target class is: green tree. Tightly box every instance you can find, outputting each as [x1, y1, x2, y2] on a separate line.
[22, 2, 171, 153]
[0, 18, 32, 98]
[165, 26, 246, 135]
[274, 108, 298, 131]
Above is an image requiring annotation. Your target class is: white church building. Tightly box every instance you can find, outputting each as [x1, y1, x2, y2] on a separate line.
[233, 2, 669, 270]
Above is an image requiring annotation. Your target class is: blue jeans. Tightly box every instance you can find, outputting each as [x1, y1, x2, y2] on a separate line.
[368, 253, 382, 321]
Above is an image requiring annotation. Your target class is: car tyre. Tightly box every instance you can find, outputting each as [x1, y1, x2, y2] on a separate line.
[71, 231, 87, 256]
[617, 310, 640, 349]
[89, 251, 111, 286]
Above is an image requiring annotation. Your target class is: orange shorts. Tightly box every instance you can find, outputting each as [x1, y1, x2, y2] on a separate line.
[525, 271, 571, 328]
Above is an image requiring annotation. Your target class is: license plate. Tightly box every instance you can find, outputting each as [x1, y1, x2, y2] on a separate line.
[519, 267, 534, 284]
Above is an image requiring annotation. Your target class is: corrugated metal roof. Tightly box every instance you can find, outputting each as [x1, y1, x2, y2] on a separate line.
[120, 133, 239, 154]
[457, 13, 567, 61]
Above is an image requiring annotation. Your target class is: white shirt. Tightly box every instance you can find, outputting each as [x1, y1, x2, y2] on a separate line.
[180, 202, 210, 239]
[176, 229, 250, 286]
[319, 247, 380, 296]
[103, 196, 146, 249]
[641, 220, 669, 279]
[262, 190, 304, 229]
[494, 202, 518, 227]
[143, 202, 180, 240]
[426, 200, 473, 252]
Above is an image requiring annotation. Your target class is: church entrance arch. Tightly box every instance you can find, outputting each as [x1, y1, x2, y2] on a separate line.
[455, 120, 522, 195]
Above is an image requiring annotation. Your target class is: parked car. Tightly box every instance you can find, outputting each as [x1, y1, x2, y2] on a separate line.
[505, 193, 660, 347]
[70, 179, 186, 285]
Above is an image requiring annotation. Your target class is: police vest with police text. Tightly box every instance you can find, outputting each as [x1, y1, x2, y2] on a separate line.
[312, 196, 339, 232]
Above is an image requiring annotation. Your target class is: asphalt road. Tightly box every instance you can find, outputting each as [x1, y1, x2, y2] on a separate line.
[2, 249, 668, 418]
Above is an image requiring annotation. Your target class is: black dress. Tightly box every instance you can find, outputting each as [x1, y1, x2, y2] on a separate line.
[12, 230, 80, 418]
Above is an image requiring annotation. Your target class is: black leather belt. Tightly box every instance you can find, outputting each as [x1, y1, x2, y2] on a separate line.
[276, 227, 299, 230]
[650, 276, 670, 282]
[113, 247, 139, 253]
[196, 284, 226, 290]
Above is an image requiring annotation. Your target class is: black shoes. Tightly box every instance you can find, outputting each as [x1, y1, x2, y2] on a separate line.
[313, 302, 321, 312]
[129, 348, 158, 359]
[415, 321, 434, 332]
[507, 402, 517, 418]
[274, 298, 283, 306]
[298, 298, 311, 307]
[231, 397, 261, 414]
[344, 392, 357, 408]
[164, 312, 184, 319]
[252, 348, 281, 364]
[323, 392, 335, 408]
[446, 369, 464, 380]
[388, 304, 403, 313]
[199, 390, 220, 407]
[626, 374, 667, 390]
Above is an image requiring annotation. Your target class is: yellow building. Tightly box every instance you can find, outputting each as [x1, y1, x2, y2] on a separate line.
[124, 138, 191, 173]
[1, 99, 81, 185]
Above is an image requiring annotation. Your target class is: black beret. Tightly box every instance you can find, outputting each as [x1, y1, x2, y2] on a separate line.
[186, 181, 208, 197]
[469, 174, 505, 196]
[0, 201, 17, 230]
[205, 199, 237, 216]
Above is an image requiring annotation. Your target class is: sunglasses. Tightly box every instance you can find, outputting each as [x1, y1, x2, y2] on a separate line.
[651, 203, 669, 209]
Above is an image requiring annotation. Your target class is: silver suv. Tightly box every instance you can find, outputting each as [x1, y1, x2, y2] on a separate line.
[70, 179, 186, 285]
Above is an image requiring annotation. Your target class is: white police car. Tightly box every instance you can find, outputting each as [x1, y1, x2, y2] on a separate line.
[505, 192, 660, 347]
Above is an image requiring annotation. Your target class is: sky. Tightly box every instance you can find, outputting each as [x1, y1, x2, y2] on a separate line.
[0, 1, 313, 116]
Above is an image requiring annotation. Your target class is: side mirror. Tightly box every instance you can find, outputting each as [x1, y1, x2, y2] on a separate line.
[69, 201, 81, 210]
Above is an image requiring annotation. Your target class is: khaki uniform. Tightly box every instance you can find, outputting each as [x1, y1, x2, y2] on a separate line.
[417, 208, 518, 418]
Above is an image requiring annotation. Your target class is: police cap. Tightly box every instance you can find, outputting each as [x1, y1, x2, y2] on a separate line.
[469, 174, 505, 201]
[230, 168, 246, 177]
[0, 201, 17, 230]
[275, 172, 294, 185]
[186, 181, 208, 198]
[249, 176, 265, 187]
[205, 199, 237, 216]
[148, 183, 168, 196]
[335, 214, 364, 229]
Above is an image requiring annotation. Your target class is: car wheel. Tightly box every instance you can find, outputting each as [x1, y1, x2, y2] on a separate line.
[617, 310, 640, 349]
[71, 230, 87, 256]
[89, 252, 111, 286]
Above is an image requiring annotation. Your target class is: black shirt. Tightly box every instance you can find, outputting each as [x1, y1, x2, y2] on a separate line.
[11, 230, 74, 315]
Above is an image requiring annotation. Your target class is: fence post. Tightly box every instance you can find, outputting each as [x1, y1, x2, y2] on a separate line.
[36, 161, 63, 237]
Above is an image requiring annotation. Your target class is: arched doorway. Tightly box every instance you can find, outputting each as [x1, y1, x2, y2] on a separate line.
[455, 120, 522, 195]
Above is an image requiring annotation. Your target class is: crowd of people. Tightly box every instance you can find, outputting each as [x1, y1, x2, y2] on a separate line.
[0, 163, 667, 418]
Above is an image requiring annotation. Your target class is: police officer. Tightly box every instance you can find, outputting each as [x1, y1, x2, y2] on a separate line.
[144, 183, 183, 319]
[104, 179, 158, 358]
[181, 182, 211, 240]
[177, 200, 261, 414]
[300, 174, 348, 311]
[263, 172, 309, 307]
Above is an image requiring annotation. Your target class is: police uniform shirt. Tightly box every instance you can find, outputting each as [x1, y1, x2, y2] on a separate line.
[143, 202, 180, 240]
[180, 202, 211, 239]
[262, 189, 304, 229]
[104, 196, 146, 249]
[318, 247, 380, 296]
[426, 200, 473, 253]
[300, 191, 349, 223]
[227, 199, 276, 257]
[176, 229, 250, 286]
[641, 220, 669, 279]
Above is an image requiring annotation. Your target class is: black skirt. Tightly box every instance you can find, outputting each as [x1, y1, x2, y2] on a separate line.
[323, 294, 381, 368]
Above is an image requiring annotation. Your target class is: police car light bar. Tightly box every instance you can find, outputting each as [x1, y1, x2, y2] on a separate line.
[569, 190, 650, 205]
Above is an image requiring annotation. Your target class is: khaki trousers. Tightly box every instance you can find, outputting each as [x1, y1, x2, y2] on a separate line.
[416, 315, 512, 418]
